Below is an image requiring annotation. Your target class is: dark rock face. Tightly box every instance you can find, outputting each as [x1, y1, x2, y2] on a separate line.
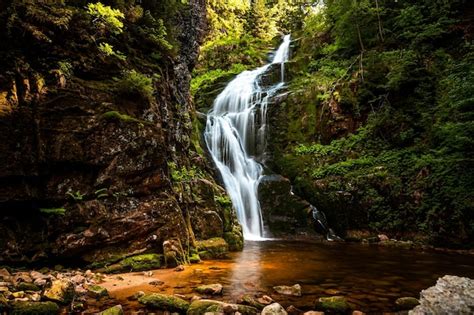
[0, 1, 241, 263]
[258, 175, 312, 236]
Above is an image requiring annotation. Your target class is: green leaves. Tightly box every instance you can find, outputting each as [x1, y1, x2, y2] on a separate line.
[86, 2, 124, 35]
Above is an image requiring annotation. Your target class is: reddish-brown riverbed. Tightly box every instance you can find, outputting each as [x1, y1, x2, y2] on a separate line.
[101, 240, 474, 314]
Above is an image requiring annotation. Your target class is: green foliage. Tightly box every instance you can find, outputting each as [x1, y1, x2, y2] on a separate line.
[66, 191, 84, 201]
[86, 2, 124, 35]
[58, 61, 73, 78]
[138, 10, 172, 50]
[168, 162, 203, 182]
[39, 207, 66, 215]
[115, 70, 155, 100]
[98, 42, 126, 60]
[102, 111, 141, 123]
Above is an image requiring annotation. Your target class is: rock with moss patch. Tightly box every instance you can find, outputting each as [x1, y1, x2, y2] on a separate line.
[98, 304, 124, 315]
[106, 253, 163, 273]
[189, 253, 201, 263]
[17, 282, 40, 292]
[315, 296, 351, 312]
[195, 284, 223, 295]
[262, 303, 288, 315]
[395, 297, 419, 310]
[241, 295, 265, 309]
[87, 285, 108, 298]
[224, 227, 244, 251]
[139, 293, 189, 312]
[43, 279, 75, 304]
[273, 284, 302, 296]
[187, 299, 258, 315]
[11, 301, 59, 315]
[196, 238, 228, 259]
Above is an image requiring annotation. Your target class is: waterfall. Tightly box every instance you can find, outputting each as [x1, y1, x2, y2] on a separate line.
[204, 35, 291, 240]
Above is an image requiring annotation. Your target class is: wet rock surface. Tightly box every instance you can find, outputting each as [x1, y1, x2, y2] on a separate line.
[409, 275, 474, 315]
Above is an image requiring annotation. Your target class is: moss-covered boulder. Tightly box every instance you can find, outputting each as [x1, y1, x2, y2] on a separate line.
[138, 293, 190, 313]
[43, 279, 75, 304]
[224, 226, 244, 251]
[261, 303, 288, 315]
[98, 304, 124, 315]
[87, 285, 108, 298]
[196, 237, 229, 259]
[11, 301, 60, 315]
[242, 295, 265, 309]
[395, 297, 419, 310]
[195, 283, 223, 295]
[105, 253, 163, 273]
[315, 296, 351, 312]
[187, 299, 258, 315]
[17, 282, 40, 292]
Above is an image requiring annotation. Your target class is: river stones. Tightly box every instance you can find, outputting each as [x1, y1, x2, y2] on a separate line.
[395, 297, 419, 310]
[262, 303, 288, 315]
[98, 304, 124, 315]
[138, 293, 190, 312]
[87, 285, 108, 298]
[196, 284, 223, 295]
[187, 299, 258, 315]
[43, 279, 75, 304]
[241, 295, 265, 309]
[273, 284, 302, 296]
[196, 238, 229, 259]
[315, 296, 351, 312]
[10, 301, 60, 315]
[410, 275, 474, 314]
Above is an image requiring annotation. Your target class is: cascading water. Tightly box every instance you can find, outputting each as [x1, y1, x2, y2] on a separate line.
[204, 35, 291, 240]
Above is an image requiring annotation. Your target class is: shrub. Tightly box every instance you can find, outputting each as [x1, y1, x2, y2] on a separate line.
[98, 42, 126, 60]
[86, 2, 124, 34]
[115, 70, 154, 100]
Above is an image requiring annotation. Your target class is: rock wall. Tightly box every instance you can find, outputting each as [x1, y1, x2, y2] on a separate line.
[0, 0, 242, 264]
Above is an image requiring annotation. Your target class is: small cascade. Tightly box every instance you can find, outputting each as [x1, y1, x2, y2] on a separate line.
[204, 35, 291, 240]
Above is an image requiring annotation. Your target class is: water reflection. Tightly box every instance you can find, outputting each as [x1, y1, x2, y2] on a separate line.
[228, 241, 264, 298]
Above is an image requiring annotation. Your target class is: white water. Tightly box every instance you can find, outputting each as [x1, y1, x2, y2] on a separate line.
[204, 35, 291, 240]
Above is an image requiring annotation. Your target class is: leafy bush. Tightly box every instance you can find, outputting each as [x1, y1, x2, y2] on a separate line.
[86, 2, 124, 34]
[98, 42, 126, 60]
[115, 70, 154, 100]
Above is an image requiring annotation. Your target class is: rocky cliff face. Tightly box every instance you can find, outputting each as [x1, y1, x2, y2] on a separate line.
[0, 0, 242, 264]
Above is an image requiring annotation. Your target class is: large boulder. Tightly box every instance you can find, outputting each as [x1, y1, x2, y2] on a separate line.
[10, 301, 59, 315]
[196, 237, 229, 259]
[410, 275, 474, 314]
[195, 284, 223, 295]
[315, 296, 351, 312]
[187, 299, 258, 315]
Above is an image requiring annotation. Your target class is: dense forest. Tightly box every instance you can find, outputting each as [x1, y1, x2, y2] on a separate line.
[0, 0, 473, 314]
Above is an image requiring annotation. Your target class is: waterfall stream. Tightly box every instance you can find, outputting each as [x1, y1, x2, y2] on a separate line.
[204, 35, 291, 240]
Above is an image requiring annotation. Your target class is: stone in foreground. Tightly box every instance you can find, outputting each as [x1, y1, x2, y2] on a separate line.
[187, 299, 258, 315]
[139, 293, 190, 312]
[11, 301, 59, 315]
[410, 275, 474, 314]
[195, 284, 223, 295]
[315, 296, 351, 312]
[262, 303, 288, 315]
[273, 284, 302, 296]
[395, 297, 419, 310]
[43, 279, 75, 304]
[98, 304, 124, 315]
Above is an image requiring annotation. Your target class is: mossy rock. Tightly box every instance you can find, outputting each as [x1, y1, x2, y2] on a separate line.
[11, 301, 60, 315]
[224, 228, 244, 251]
[315, 296, 351, 312]
[98, 304, 124, 315]
[87, 285, 108, 298]
[395, 297, 419, 310]
[138, 293, 190, 313]
[17, 282, 40, 291]
[242, 295, 265, 309]
[43, 279, 75, 304]
[196, 238, 229, 259]
[187, 299, 258, 315]
[106, 253, 163, 273]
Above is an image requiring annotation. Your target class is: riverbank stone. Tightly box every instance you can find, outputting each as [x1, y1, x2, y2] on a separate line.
[10, 301, 59, 315]
[196, 284, 223, 295]
[98, 305, 124, 315]
[315, 296, 351, 312]
[197, 238, 229, 259]
[409, 275, 474, 314]
[187, 299, 258, 315]
[273, 284, 302, 296]
[43, 279, 75, 304]
[395, 297, 419, 310]
[262, 303, 288, 315]
[87, 285, 108, 298]
[138, 293, 190, 312]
